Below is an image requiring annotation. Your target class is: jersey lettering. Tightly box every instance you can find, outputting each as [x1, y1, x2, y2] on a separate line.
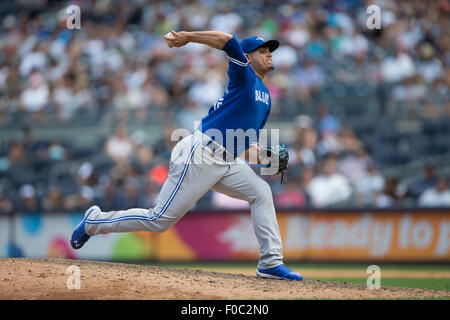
[255, 89, 269, 105]
[213, 98, 224, 110]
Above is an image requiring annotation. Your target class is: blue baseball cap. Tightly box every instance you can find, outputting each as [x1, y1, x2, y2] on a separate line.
[240, 36, 279, 54]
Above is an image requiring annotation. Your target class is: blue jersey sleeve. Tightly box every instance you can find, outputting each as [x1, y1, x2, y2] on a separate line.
[222, 36, 252, 85]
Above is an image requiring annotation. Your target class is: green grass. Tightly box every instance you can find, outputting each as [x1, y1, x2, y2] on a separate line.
[299, 263, 450, 271]
[145, 261, 450, 272]
[307, 277, 450, 291]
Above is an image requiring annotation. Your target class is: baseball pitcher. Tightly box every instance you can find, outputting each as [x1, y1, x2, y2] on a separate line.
[71, 30, 302, 281]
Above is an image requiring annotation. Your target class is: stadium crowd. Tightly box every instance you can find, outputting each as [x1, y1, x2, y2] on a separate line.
[0, 0, 449, 214]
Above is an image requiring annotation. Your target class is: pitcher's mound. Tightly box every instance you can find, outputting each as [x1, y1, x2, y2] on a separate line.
[0, 258, 447, 300]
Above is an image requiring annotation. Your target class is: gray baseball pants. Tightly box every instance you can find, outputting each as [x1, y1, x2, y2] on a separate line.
[85, 130, 283, 269]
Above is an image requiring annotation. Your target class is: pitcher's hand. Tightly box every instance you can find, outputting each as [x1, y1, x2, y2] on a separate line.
[163, 31, 189, 48]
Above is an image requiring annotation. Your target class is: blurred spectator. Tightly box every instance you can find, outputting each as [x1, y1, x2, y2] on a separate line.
[153, 124, 179, 161]
[104, 123, 134, 163]
[338, 146, 371, 185]
[416, 43, 444, 83]
[175, 98, 209, 132]
[97, 178, 118, 211]
[47, 141, 68, 163]
[122, 176, 147, 208]
[76, 161, 99, 188]
[142, 181, 161, 209]
[5, 142, 35, 187]
[22, 127, 48, 164]
[340, 30, 368, 59]
[390, 74, 427, 116]
[293, 59, 326, 102]
[337, 126, 361, 153]
[133, 143, 154, 171]
[113, 77, 150, 112]
[374, 177, 398, 208]
[131, 131, 154, 171]
[19, 72, 49, 118]
[42, 186, 64, 212]
[381, 49, 415, 83]
[63, 185, 95, 212]
[354, 161, 385, 207]
[18, 184, 41, 213]
[425, 78, 449, 117]
[409, 163, 438, 198]
[272, 45, 298, 69]
[300, 166, 315, 192]
[315, 105, 342, 157]
[317, 105, 340, 136]
[0, 188, 13, 215]
[306, 154, 352, 207]
[316, 133, 342, 158]
[19, 40, 47, 77]
[52, 76, 76, 122]
[418, 176, 450, 207]
[209, 6, 243, 34]
[289, 115, 317, 168]
[374, 177, 413, 208]
[274, 173, 307, 209]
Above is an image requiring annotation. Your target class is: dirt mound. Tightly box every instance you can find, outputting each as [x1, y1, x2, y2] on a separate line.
[0, 258, 448, 300]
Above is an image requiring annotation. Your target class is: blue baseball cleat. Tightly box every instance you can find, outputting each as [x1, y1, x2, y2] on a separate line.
[70, 205, 99, 249]
[256, 264, 303, 281]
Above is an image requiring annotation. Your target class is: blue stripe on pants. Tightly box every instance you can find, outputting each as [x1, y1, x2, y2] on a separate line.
[86, 142, 200, 225]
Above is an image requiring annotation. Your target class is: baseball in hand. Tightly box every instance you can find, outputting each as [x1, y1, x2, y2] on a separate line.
[164, 31, 176, 47]
[164, 31, 174, 39]
[163, 31, 188, 48]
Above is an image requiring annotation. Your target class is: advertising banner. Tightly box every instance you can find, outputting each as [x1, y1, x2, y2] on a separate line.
[1, 210, 449, 262]
[278, 211, 450, 261]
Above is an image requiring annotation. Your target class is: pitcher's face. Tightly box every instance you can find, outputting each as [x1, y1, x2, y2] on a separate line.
[246, 46, 274, 75]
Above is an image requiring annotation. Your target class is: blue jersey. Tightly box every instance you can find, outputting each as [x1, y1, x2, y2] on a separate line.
[200, 36, 271, 158]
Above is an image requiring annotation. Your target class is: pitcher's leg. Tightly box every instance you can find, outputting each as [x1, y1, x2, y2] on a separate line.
[85, 207, 167, 235]
[85, 173, 182, 236]
[86, 142, 228, 236]
[211, 162, 283, 269]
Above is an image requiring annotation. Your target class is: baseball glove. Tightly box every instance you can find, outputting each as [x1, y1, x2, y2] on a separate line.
[259, 144, 289, 183]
